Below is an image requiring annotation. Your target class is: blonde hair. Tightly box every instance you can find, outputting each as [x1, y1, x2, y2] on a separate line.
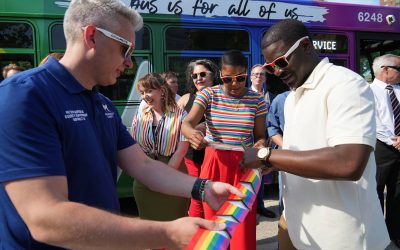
[2, 63, 24, 79]
[63, 0, 143, 43]
[137, 73, 176, 112]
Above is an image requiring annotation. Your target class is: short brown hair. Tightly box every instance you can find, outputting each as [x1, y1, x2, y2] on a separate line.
[2, 63, 24, 79]
[136, 73, 176, 112]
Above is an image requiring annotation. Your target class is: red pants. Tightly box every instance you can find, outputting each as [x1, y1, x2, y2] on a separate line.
[185, 157, 204, 218]
[200, 147, 256, 250]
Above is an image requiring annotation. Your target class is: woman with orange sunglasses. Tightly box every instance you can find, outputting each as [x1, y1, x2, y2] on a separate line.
[182, 50, 267, 249]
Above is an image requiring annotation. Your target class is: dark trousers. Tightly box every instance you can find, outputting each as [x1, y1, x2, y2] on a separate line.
[375, 140, 400, 240]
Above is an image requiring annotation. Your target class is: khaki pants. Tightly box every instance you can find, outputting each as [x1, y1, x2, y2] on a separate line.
[278, 215, 297, 250]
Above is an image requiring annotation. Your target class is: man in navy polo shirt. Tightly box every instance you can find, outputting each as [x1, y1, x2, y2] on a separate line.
[0, 1, 243, 249]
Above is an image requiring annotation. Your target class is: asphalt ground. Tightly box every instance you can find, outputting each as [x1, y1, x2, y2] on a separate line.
[256, 185, 399, 250]
[121, 185, 399, 250]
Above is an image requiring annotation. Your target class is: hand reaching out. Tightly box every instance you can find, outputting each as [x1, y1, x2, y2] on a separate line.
[188, 130, 207, 150]
[165, 217, 225, 249]
[203, 181, 245, 211]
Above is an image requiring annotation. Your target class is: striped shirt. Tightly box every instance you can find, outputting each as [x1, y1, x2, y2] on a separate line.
[131, 106, 187, 157]
[195, 85, 267, 146]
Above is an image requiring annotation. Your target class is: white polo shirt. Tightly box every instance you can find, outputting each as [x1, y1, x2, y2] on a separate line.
[282, 58, 390, 250]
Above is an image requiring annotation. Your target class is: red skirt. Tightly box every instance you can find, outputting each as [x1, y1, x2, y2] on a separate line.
[185, 157, 204, 217]
[200, 147, 256, 250]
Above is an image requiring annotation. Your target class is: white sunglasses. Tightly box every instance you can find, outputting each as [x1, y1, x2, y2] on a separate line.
[82, 26, 135, 59]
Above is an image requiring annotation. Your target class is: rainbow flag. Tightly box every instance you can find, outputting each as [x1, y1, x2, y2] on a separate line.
[228, 182, 257, 209]
[186, 168, 262, 250]
[188, 228, 230, 250]
[241, 169, 261, 194]
[217, 200, 249, 223]
[215, 215, 240, 238]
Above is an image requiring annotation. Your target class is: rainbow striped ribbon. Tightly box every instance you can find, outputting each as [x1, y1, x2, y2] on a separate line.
[186, 168, 261, 250]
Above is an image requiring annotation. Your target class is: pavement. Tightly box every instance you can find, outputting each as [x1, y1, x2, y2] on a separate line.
[256, 185, 400, 250]
[256, 185, 279, 250]
[121, 184, 399, 250]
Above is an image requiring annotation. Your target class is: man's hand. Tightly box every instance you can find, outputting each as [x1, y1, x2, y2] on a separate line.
[166, 217, 225, 249]
[392, 136, 400, 151]
[203, 181, 245, 211]
[240, 147, 263, 170]
[188, 130, 207, 150]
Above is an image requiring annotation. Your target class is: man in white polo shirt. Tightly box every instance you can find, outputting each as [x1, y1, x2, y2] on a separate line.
[241, 19, 389, 250]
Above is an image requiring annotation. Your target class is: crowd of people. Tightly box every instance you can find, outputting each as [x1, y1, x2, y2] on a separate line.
[0, 0, 399, 249]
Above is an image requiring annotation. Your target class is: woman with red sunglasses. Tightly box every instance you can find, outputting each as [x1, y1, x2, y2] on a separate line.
[182, 50, 267, 249]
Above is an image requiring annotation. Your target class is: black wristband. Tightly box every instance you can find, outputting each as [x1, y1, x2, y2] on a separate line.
[191, 178, 207, 201]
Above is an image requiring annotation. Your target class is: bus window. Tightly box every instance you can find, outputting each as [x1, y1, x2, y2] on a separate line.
[0, 22, 33, 48]
[167, 56, 221, 94]
[134, 26, 150, 50]
[165, 27, 249, 52]
[50, 23, 66, 51]
[98, 56, 150, 101]
[358, 34, 400, 82]
[327, 58, 348, 68]
[0, 54, 34, 80]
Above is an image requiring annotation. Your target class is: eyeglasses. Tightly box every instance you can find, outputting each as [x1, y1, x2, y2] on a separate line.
[220, 72, 247, 84]
[251, 72, 265, 77]
[82, 26, 135, 59]
[191, 71, 210, 80]
[263, 36, 309, 74]
[382, 65, 400, 72]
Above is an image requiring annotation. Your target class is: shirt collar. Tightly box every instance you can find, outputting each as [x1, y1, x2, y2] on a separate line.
[373, 78, 392, 89]
[299, 57, 332, 90]
[251, 85, 264, 94]
[43, 57, 87, 94]
[293, 57, 332, 102]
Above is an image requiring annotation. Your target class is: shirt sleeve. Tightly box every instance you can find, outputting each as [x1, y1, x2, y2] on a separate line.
[194, 87, 212, 110]
[179, 109, 188, 142]
[255, 95, 267, 118]
[326, 74, 376, 148]
[267, 98, 283, 137]
[0, 81, 66, 182]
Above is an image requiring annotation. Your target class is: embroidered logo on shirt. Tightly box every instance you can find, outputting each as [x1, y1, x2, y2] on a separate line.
[64, 110, 88, 121]
[102, 104, 114, 119]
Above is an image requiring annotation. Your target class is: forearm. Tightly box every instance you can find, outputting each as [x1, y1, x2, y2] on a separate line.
[269, 144, 371, 180]
[120, 145, 195, 198]
[182, 121, 199, 138]
[30, 202, 172, 250]
[5, 176, 175, 250]
[168, 142, 189, 169]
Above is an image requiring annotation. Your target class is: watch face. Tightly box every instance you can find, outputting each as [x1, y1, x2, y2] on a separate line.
[257, 147, 268, 159]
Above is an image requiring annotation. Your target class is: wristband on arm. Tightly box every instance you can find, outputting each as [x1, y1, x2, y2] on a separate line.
[191, 178, 210, 201]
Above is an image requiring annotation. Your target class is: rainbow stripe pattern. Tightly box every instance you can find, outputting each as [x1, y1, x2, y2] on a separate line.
[186, 169, 261, 250]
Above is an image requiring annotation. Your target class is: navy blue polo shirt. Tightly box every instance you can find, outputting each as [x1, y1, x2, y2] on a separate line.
[0, 57, 135, 249]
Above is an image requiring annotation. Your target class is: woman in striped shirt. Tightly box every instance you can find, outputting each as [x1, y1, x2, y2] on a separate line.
[182, 50, 267, 250]
[131, 73, 189, 221]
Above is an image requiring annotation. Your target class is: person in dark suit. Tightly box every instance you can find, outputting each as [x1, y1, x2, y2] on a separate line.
[370, 54, 400, 248]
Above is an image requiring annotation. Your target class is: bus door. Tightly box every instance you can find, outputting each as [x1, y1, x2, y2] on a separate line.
[312, 31, 354, 70]
[357, 32, 400, 82]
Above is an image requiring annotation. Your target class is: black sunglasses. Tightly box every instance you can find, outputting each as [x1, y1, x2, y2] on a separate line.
[382, 65, 400, 72]
[191, 71, 210, 80]
[220, 73, 247, 84]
